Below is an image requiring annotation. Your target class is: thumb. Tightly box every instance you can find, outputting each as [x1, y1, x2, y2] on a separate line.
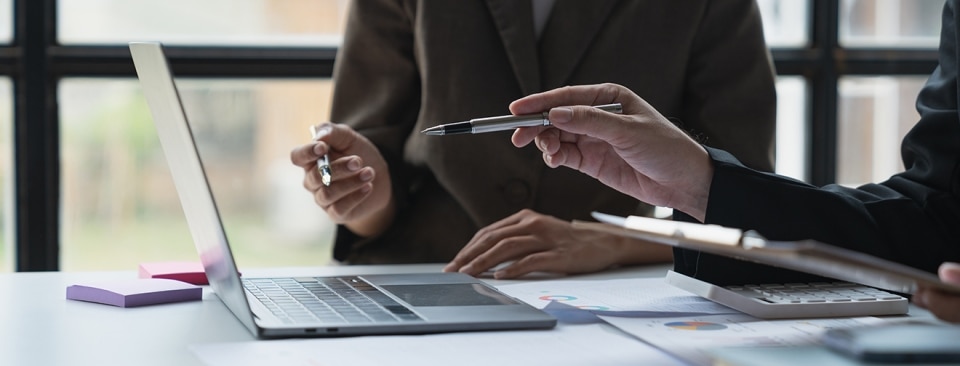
[548, 105, 631, 144]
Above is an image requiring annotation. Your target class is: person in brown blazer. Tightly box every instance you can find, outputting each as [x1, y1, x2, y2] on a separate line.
[290, 0, 776, 278]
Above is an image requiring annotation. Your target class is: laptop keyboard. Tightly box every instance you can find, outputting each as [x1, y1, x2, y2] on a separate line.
[243, 276, 423, 324]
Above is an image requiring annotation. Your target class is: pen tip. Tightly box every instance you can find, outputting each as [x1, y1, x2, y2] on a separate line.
[421, 126, 443, 135]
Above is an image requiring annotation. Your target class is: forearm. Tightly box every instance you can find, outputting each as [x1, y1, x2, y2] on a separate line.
[608, 236, 674, 266]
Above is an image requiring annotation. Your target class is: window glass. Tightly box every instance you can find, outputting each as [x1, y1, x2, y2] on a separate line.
[0, 0, 10, 43]
[757, 0, 810, 48]
[840, 0, 942, 48]
[57, 0, 350, 46]
[0, 78, 11, 272]
[775, 77, 809, 182]
[837, 76, 927, 186]
[59, 78, 336, 270]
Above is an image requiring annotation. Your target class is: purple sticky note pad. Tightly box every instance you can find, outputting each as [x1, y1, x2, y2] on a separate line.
[138, 261, 208, 285]
[66, 278, 203, 308]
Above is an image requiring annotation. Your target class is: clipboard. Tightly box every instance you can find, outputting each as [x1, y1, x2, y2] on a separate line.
[574, 212, 960, 295]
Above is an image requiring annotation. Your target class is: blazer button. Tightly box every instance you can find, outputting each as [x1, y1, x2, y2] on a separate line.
[502, 180, 530, 205]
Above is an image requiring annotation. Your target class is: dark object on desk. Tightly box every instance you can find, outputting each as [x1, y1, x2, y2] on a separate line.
[822, 322, 960, 363]
[66, 278, 202, 308]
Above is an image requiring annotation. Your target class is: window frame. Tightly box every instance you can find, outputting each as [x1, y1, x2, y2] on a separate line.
[2, 0, 941, 271]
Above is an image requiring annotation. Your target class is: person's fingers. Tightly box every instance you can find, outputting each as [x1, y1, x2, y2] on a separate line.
[546, 105, 640, 148]
[317, 182, 374, 221]
[543, 146, 573, 169]
[508, 83, 628, 115]
[312, 167, 375, 218]
[313, 166, 374, 204]
[303, 164, 323, 192]
[534, 129, 562, 154]
[457, 236, 549, 277]
[290, 142, 327, 167]
[511, 125, 550, 148]
[538, 131, 588, 169]
[939, 262, 960, 283]
[303, 155, 366, 192]
[522, 106, 641, 170]
[510, 84, 642, 150]
[527, 129, 566, 169]
[309, 122, 333, 142]
[493, 251, 567, 279]
[324, 156, 365, 186]
[317, 122, 369, 153]
[302, 122, 370, 161]
[444, 214, 529, 272]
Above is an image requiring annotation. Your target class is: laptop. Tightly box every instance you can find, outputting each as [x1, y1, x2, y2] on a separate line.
[128, 41, 556, 339]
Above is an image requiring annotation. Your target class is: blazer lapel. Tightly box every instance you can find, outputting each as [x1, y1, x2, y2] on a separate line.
[538, 0, 619, 90]
[486, 0, 541, 95]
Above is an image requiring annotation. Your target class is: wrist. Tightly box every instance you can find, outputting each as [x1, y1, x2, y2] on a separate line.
[346, 198, 396, 238]
[672, 146, 713, 222]
[611, 236, 674, 265]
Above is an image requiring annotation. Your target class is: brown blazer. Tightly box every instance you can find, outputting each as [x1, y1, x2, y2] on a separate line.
[330, 0, 776, 263]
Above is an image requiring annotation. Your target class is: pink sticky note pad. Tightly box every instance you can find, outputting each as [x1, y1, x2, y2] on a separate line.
[138, 261, 208, 285]
[66, 278, 202, 308]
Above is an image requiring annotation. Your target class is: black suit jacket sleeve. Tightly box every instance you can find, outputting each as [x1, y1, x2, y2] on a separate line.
[674, 0, 960, 285]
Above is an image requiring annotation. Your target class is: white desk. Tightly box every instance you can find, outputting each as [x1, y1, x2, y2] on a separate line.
[0, 263, 672, 366]
[3, 263, 941, 366]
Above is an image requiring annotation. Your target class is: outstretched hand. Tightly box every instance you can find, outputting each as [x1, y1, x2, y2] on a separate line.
[510, 83, 713, 222]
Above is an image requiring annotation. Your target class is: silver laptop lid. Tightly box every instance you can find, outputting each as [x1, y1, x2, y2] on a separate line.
[129, 41, 258, 335]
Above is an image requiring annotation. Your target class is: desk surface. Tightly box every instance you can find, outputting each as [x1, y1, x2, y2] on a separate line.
[0, 263, 672, 366]
[4, 263, 940, 366]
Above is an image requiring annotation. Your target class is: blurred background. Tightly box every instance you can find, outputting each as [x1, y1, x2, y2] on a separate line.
[0, 0, 946, 272]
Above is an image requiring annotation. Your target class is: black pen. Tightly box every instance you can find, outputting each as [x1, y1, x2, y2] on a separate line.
[421, 103, 622, 136]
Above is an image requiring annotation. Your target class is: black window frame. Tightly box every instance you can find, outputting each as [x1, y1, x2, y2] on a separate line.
[2, 0, 940, 271]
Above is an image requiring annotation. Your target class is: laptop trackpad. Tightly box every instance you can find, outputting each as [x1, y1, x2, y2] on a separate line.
[381, 284, 517, 306]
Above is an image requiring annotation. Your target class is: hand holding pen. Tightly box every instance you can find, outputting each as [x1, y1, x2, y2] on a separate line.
[291, 122, 396, 238]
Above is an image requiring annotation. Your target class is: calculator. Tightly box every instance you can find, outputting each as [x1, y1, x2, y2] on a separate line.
[665, 270, 909, 319]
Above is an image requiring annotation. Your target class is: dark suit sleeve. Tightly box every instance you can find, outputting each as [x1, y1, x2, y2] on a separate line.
[675, 0, 960, 285]
[328, 0, 421, 260]
[679, 0, 776, 172]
